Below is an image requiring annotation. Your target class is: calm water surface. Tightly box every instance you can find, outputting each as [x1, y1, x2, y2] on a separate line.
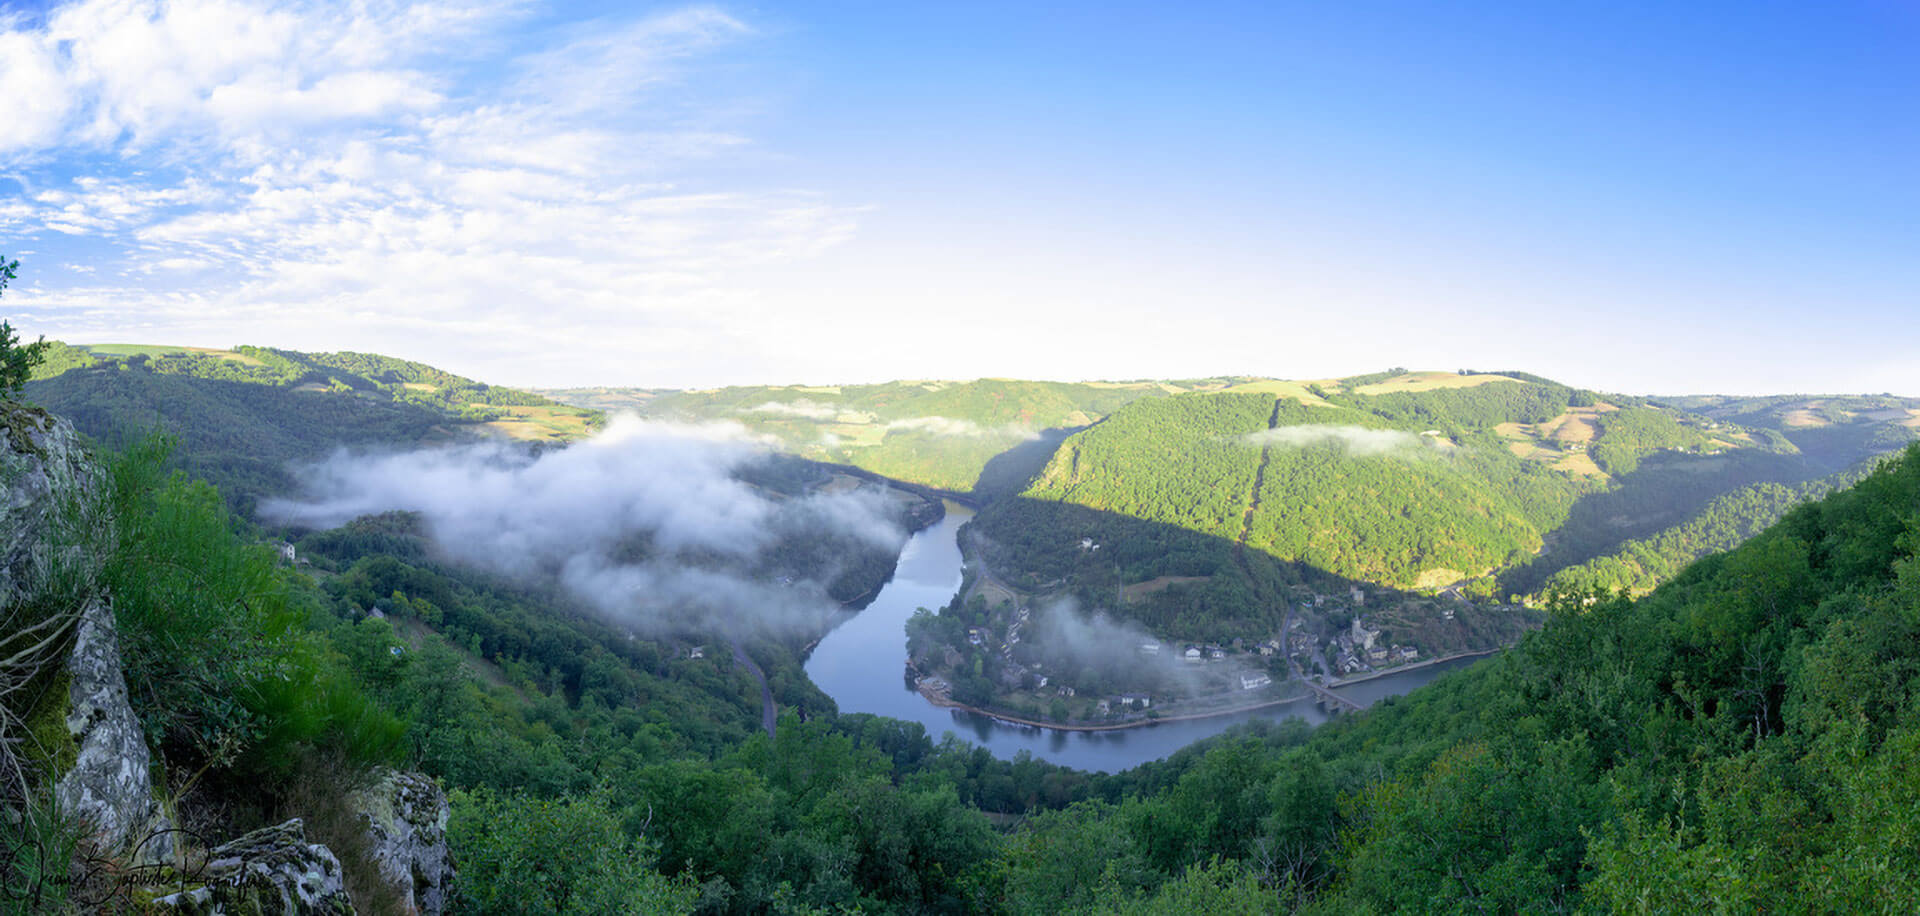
[805, 502, 1487, 772]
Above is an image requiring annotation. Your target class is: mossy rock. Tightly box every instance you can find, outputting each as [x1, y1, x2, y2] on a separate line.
[20, 669, 78, 781]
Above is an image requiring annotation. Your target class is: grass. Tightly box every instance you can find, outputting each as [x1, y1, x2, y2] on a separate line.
[1554, 452, 1607, 478]
[821, 423, 889, 447]
[83, 344, 265, 365]
[1538, 411, 1600, 444]
[1350, 371, 1520, 395]
[1120, 575, 1212, 602]
[1217, 378, 1334, 405]
[481, 405, 597, 442]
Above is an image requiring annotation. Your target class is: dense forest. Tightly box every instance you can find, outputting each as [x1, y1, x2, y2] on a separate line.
[11, 348, 1920, 913]
[13, 410, 1920, 912]
[22, 346, 600, 513]
[987, 374, 1914, 612]
[549, 377, 1249, 494]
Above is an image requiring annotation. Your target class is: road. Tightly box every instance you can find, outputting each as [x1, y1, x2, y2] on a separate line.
[730, 638, 776, 738]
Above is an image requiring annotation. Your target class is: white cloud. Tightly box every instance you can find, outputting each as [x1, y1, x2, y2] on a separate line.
[2, 1, 856, 384]
[262, 414, 905, 633]
[748, 399, 843, 420]
[884, 416, 1038, 440]
[1243, 425, 1428, 456]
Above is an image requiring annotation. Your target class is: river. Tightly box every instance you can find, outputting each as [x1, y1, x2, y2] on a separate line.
[804, 502, 1490, 773]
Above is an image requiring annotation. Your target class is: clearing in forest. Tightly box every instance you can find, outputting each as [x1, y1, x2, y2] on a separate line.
[1121, 576, 1213, 602]
[1218, 378, 1335, 405]
[1350, 372, 1520, 395]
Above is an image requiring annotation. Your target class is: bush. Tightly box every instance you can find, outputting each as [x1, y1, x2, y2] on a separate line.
[103, 434, 404, 780]
[448, 787, 695, 914]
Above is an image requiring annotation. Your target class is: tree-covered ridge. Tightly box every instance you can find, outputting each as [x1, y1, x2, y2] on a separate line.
[988, 374, 1895, 607]
[1529, 452, 1895, 600]
[546, 377, 1256, 494]
[20, 398, 1920, 912]
[25, 367, 462, 514]
[27, 342, 600, 438]
[1585, 405, 1739, 475]
[974, 443, 1920, 913]
[1011, 387, 1599, 591]
[1026, 392, 1276, 540]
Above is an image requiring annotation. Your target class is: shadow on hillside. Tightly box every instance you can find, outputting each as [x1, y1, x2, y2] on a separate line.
[26, 366, 468, 514]
[1495, 447, 1832, 597]
[963, 496, 1532, 658]
[972, 426, 1085, 502]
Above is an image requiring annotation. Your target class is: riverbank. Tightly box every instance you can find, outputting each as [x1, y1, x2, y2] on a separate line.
[1320, 646, 1506, 688]
[915, 647, 1509, 734]
[916, 681, 1325, 733]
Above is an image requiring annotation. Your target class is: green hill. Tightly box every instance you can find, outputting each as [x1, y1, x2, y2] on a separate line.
[976, 373, 1918, 641]
[23, 344, 602, 512]
[543, 377, 1240, 495]
[19, 404, 1920, 912]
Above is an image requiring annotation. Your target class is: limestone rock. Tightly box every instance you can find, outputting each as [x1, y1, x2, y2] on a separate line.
[0, 406, 99, 606]
[54, 595, 175, 864]
[348, 768, 454, 915]
[146, 818, 354, 915]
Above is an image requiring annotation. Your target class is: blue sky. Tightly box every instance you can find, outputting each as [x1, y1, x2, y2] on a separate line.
[1, 1, 1915, 393]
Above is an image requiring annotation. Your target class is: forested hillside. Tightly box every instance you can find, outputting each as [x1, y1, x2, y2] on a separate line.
[23, 345, 601, 512]
[984, 372, 1916, 618]
[544, 377, 1223, 495]
[16, 407, 1919, 913]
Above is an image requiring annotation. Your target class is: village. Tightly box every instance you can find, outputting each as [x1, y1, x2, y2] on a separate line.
[906, 568, 1522, 728]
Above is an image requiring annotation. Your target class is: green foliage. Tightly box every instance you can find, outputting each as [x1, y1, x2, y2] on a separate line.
[1530, 453, 1892, 599]
[449, 787, 696, 914]
[103, 435, 404, 778]
[1328, 379, 1573, 429]
[609, 377, 1190, 493]
[0, 790, 82, 914]
[28, 364, 460, 513]
[0, 255, 50, 398]
[994, 389, 1589, 594]
[1588, 407, 1728, 475]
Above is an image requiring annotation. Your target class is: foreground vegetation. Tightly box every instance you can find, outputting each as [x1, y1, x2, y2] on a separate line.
[15, 421, 1920, 912]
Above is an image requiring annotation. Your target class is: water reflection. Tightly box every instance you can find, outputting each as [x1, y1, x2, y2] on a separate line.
[805, 502, 1487, 772]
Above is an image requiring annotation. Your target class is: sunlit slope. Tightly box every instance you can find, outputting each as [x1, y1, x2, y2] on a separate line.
[1005, 371, 1836, 593]
[29, 342, 599, 442]
[547, 377, 1248, 493]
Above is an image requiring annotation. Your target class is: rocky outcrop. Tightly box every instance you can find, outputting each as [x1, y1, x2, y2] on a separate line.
[145, 819, 353, 914]
[348, 768, 454, 915]
[54, 595, 174, 865]
[0, 409, 171, 860]
[0, 405, 99, 606]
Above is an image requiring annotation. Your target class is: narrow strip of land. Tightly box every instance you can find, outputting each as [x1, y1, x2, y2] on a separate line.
[918, 686, 1320, 732]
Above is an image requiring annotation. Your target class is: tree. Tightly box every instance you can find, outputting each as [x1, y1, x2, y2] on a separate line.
[1, 255, 49, 396]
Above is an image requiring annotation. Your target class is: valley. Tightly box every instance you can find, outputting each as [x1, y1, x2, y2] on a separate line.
[11, 344, 1920, 912]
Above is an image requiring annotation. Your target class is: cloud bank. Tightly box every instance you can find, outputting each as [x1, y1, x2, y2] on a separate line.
[1243, 425, 1430, 456]
[262, 414, 905, 634]
[883, 416, 1037, 440]
[748, 399, 844, 421]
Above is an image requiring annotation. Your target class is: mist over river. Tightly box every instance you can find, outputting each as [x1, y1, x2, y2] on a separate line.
[805, 503, 1487, 773]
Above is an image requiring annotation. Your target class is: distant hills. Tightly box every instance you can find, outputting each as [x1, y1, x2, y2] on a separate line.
[25, 343, 599, 511]
[573, 369, 1918, 611]
[28, 349, 1918, 608]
